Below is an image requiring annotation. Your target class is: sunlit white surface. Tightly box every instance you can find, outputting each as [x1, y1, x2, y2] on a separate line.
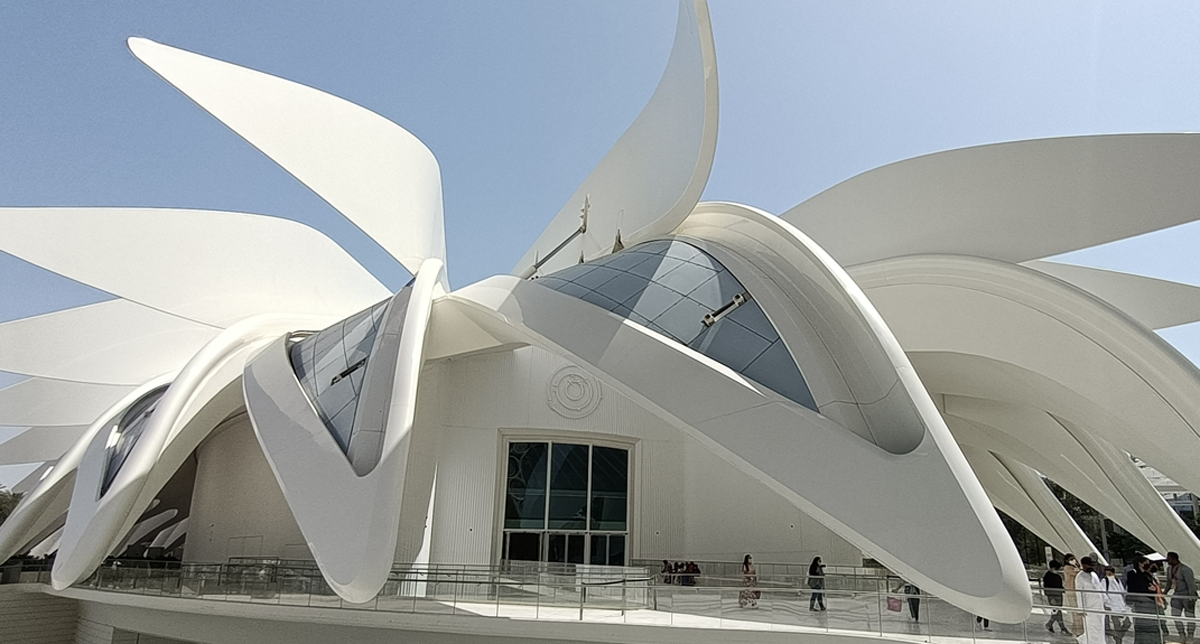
[0, 375, 174, 563]
[0, 426, 89, 466]
[783, 134, 1200, 267]
[52, 315, 329, 589]
[128, 38, 446, 278]
[0, 208, 389, 327]
[244, 259, 443, 603]
[0, 299, 218, 385]
[1026, 260, 1200, 331]
[514, 0, 718, 277]
[0, 377, 134, 428]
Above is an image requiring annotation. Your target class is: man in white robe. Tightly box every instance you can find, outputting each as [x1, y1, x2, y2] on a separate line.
[1077, 556, 1107, 644]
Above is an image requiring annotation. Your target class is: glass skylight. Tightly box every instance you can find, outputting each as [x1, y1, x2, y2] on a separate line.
[538, 239, 817, 411]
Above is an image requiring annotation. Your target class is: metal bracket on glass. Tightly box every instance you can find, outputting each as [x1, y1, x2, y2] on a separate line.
[330, 358, 367, 386]
[519, 194, 590, 279]
[702, 292, 748, 328]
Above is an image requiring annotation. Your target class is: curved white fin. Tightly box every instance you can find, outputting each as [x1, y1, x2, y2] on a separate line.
[0, 207, 389, 327]
[958, 445, 1092, 556]
[447, 269, 1031, 621]
[127, 38, 445, 277]
[1026, 260, 1200, 331]
[0, 376, 173, 563]
[513, 0, 718, 277]
[0, 377, 134, 427]
[243, 258, 443, 603]
[0, 426, 89, 466]
[783, 134, 1200, 267]
[51, 315, 326, 589]
[0, 299, 218, 386]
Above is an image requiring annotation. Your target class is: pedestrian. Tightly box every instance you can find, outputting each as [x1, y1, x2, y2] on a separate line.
[1045, 560, 1071, 634]
[1150, 561, 1171, 637]
[1065, 554, 1085, 635]
[1165, 551, 1196, 641]
[661, 559, 672, 585]
[1102, 565, 1133, 644]
[1127, 557, 1159, 644]
[808, 556, 826, 611]
[739, 554, 759, 608]
[1075, 556, 1105, 644]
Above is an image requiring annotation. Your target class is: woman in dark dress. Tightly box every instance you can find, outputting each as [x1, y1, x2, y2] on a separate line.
[808, 556, 827, 611]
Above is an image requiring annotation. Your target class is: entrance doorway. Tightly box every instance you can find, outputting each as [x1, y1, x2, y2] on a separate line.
[501, 441, 629, 566]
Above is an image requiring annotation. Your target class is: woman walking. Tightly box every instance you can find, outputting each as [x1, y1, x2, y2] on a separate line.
[1064, 554, 1085, 634]
[739, 554, 759, 608]
[808, 556, 827, 611]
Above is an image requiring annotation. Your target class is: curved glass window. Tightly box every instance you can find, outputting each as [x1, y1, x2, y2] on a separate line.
[289, 297, 395, 455]
[101, 385, 169, 497]
[538, 239, 817, 411]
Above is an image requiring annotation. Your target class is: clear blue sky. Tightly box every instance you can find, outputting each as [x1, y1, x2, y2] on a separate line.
[3, 1, 1200, 484]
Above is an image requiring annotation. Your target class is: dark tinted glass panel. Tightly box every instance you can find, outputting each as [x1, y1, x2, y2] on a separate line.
[101, 385, 169, 497]
[505, 532, 541, 561]
[290, 298, 391, 452]
[567, 534, 585, 564]
[590, 535, 608, 565]
[547, 444, 589, 530]
[540, 240, 817, 412]
[607, 534, 625, 566]
[547, 533, 566, 563]
[505, 443, 548, 529]
[590, 446, 628, 531]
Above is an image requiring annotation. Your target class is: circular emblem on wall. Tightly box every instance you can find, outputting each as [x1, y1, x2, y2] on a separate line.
[547, 365, 603, 419]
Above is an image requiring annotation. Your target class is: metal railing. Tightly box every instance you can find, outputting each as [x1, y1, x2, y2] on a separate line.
[10, 558, 1200, 643]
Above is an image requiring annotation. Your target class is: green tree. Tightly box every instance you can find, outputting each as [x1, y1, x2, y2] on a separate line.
[0, 485, 22, 527]
[1046, 480, 1153, 562]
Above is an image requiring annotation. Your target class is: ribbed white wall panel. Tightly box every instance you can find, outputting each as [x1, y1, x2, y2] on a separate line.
[429, 425, 499, 565]
[680, 438, 860, 565]
[75, 616, 133, 644]
[423, 344, 860, 568]
[0, 586, 76, 644]
[633, 437, 687, 561]
[183, 417, 309, 563]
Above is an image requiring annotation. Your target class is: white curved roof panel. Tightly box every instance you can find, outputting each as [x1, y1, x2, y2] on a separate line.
[0, 377, 134, 428]
[513, 0, 719, 277]
[128, 38, 445, 277]
[1026, 260, 1200, 331]
[784, 134, 1200, 267]
[0, 299, 218, 386]
[0, 207, 389, 327]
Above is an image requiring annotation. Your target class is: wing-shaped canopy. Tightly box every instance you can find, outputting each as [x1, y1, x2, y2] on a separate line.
[0, 208, 389, 327]
[1026, 260, 1200, 331]
[243, 258, 443, 602]
[783, 134, 1200, 267]
[128, 38, 445, 277]
[853, 255, 1200, 563]
[0, 299, 218, 386]
[513, 0, 718, 277]
[0, 426, 88, 466]
[455, 204, 1032, 622]
[0, 377, 134, 427]
[51, 314, 327, 589]
[0, 376, 174, 564]
[958, 444, 1098, 557]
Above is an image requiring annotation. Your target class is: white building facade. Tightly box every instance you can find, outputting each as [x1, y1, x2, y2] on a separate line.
[5, 1, 1200, 642]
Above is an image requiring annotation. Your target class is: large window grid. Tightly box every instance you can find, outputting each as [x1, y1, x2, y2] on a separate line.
[502, 441, 629, 566]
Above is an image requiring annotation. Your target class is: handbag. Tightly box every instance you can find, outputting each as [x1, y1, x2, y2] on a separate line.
[887, 596, 903, 612]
